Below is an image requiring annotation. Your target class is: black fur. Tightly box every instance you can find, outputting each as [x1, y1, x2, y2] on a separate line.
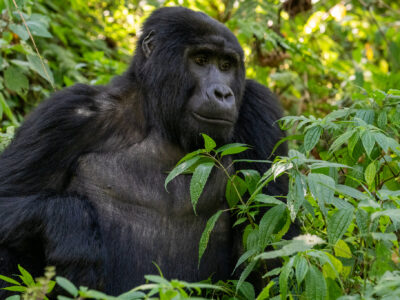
[0, 7, 289, 296]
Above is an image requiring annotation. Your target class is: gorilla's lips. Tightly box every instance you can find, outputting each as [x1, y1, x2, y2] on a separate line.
[192, 112, 234, 126]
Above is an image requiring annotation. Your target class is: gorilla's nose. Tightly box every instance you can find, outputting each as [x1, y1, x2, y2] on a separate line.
[207, 84, 234, 104]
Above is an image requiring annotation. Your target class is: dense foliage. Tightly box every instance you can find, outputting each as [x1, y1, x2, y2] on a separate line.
[1, 0, 400, 299]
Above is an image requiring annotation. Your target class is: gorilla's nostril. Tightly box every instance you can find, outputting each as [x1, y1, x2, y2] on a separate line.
[214, 89, 224, 99]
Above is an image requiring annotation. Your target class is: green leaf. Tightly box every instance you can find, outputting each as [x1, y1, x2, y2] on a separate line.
[201, 133, 216, 151]
[225, 174, 246, 208]
[3, 286, 26, 292]
[233, 249, 257, 274]
[4, 66, 28, 94]
[356, 109, 375, 124]
[56, 277, 78, 297]
[190, 162, 214, 212]
[372, 209, 400, 223]
[279, 256, 295, 299]
[240, 169, 260, 194]
[253, 194, 283, 206]
[377, 111, 388, 128]
[355, 209, 369, 236]
[236, 260, 256, 292]
[176, 149, 206, 165]
[255, 281, 274, 300]
[27, 54, 54, 85]
[255, 240, 312, 260]
[5, 295, 21, 300]
[304, 125, 322, 152]
[0, 93, 18, 125]
[335, 184, 367, 201]
[9, 24, 29, 40]
[348, 131, 359, 158]
[258, 204, 286, 249]
[26, 20, 52, 38]
[295, 256, 309, 285]
[165, 156, 200, 190]
[361, 130, 375, 157]
[329, 130, 354, 153]
[364, 162, 376, 187]
[198, 210, 223, 266]
[216, 142, 248, 153]
[287, 172, 305, 221]
[305, 265, 327, 300]
[17, 265, 34, 286]
[0, 275, 20, 285]
[327, 208, 354, 245]
[308, 173, 335, 216]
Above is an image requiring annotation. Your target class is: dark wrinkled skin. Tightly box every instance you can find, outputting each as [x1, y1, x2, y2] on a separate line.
[0, 7, 293, 296]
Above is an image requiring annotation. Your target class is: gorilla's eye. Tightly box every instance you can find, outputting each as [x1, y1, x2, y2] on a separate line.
[219, 61, 231, 71]
[194, 55, 209, 66]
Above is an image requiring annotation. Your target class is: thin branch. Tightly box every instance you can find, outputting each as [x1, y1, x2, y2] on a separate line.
[11, 0, 55, 91]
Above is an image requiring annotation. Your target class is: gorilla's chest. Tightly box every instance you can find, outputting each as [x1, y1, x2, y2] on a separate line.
[68, 136, 233, 289]
[70, 136, 228, 216]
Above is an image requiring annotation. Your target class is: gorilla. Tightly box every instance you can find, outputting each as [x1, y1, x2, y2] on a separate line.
[0, 7, 288, 296]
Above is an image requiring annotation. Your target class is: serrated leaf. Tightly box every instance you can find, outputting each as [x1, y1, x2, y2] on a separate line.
[56, 277, 78, 297]
[9, 24, 29, 40]
[295, 256, 308, 285]
[372, 209, 400, 222]
[240, 169, 260, 194]
[305, 265, 327, 300]
[279, 256, 295, 299]
[304, 125, 322, 152]
[361, 130, 375, 157]
[287, 172, 305, 220]
[256, 281, 274, 300]
[308, 173, 335, 216]
[364, 162, 376, 187]
[356, 109, 375, 124]
[26, 20, 52, 38]
[335, 184, 367, 201]
[201, 133, 216, 151]
[329, 130, 354, 153]
[190, 162, 214, 212]
[27, 54, 54, 84]
[233, 249, 257, 274]
[258, 204, 286, 249]
[225, 174, 246, 208]
[236, 260, 257, 292]
[377, 111, 387, 128]
[4, 66, 28, 94]
[198, 210, 223, 266]
[355, 209, 369, 236]
[165, 156, 200, 190]
[327, 208, 354, 245]
[255, 240, 312, 260]
[254, 194, 283, 206]
[348, 131, 359, 158]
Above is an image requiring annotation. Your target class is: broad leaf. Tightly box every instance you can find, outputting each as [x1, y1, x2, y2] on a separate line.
[165, 156, 200, 190]
[327, 208, 354, 245]
[198, 211, 223, 266]
[304, 125, 322, 152]
[190, 162, 214, 212]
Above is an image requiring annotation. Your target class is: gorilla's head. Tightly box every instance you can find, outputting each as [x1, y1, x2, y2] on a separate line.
[128, 7, 246, 151]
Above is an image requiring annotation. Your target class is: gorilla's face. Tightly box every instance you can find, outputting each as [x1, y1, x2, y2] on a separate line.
[132, 7, 245, 151]
[181, 42, 242, 148]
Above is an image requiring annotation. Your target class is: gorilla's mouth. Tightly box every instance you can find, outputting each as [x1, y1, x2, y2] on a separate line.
[192, 112, 234, 126]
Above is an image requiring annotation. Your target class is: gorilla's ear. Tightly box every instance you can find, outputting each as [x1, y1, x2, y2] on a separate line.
[142, 30, 155, 58]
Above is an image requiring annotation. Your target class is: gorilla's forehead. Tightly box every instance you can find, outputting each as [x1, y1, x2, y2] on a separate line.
[142, 7, 244, 57]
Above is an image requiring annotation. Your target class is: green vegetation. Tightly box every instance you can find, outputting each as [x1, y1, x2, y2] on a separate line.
[1, 0, 400, 299]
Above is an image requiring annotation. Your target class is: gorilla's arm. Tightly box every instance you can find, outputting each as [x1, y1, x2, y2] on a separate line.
[0, 194, 104, 293]
[233, 79, 288, 196]
[0, 84, 105, 196]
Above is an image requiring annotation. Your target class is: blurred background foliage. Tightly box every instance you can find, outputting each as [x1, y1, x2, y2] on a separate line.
[0, 0, 399, 133]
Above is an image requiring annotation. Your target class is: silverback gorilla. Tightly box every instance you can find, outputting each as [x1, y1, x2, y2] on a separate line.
[0, 7, 289, 296]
